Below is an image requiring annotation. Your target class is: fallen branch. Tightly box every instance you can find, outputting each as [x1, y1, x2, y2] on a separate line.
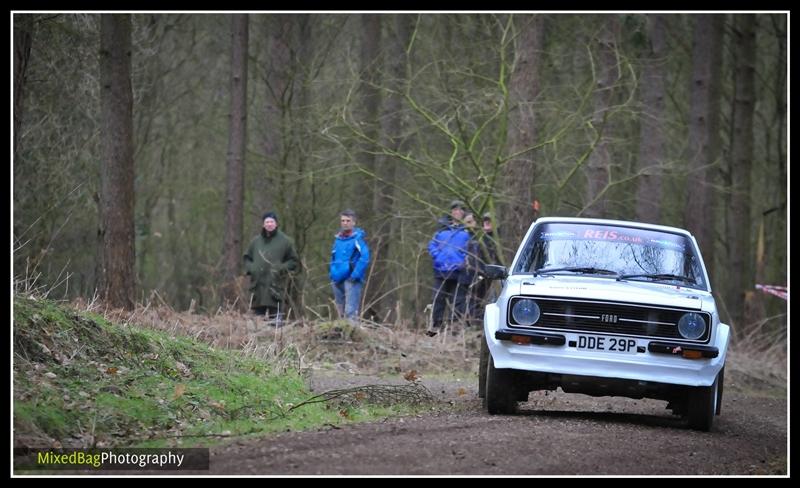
[288, 383, 436, 412]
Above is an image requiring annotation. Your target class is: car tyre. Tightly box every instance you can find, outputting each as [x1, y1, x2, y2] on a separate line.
[687, 370, 719, 431]
[485, 355, 517, 415]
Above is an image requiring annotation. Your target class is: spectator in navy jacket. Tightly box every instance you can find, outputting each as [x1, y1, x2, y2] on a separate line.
[426, 200, 471, 336]
[329, 209, 371, 320]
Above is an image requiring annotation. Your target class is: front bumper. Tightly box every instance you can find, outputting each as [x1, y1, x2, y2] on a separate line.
[484, 303, 729, 387]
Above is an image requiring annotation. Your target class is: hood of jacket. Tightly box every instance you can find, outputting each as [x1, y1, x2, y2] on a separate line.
[436, 216, 452, 230]
[335, 227, 366, 241]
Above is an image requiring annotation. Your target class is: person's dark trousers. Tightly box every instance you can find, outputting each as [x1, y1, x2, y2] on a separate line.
[431, 275, 467, 329]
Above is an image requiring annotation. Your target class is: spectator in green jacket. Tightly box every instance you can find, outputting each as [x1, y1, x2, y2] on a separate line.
[243, 212, 300, 321]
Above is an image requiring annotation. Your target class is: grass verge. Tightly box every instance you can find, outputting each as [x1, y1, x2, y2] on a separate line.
[13, 296, 431, 449]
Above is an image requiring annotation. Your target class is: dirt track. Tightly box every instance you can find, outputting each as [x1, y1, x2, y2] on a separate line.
[210, 372, 787, 476]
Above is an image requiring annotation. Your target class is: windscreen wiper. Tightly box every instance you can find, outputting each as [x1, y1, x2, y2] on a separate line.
[617, 273, 696, 284]
[535, 266, 619, 277]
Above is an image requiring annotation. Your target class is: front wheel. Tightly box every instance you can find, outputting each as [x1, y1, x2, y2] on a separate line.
[687, 371, 720, 431]
[484, 355, 517, 415]
[715, 366, 725, 415]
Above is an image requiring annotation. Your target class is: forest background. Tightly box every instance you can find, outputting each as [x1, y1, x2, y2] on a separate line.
[12, 12, 787, 341]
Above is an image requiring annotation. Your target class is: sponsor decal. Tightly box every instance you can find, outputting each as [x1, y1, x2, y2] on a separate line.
[582, 229, 643, 243]
[540, 231, 576, 239]
[648, 238, 685, 250]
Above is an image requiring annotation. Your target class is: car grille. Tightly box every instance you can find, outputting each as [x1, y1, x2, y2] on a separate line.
[508, 297, 711, 343]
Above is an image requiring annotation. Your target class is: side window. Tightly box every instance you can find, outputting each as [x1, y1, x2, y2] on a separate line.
[686, 254, 706, 288]
[529, 240, 545, 272]
[515, 239, 534, 273]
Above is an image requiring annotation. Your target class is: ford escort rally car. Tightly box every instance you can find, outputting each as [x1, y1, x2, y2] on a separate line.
[479, 217, 729, 431]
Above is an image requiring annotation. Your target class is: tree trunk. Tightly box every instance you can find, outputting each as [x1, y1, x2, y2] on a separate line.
[286, 15, 313, 317]
[261, 16, 293, 214]
[356, 14, 382, 223]
[368, 14, 413, 322]
[289, 15, 312, 257]
[764, 16, 787, 324]
[221, 14, 248, 305]
[13, 14, 33, 157]
[99, 14, 135, 310]
[503, 14, 545, 252]
[727, 14, 757, 328]
[684, 15, 723, 273]
[635, 14, 668, 224]
[583, 15, 620, 219]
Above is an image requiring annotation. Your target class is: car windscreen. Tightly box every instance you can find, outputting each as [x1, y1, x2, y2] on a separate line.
[514, 222, 708, 290]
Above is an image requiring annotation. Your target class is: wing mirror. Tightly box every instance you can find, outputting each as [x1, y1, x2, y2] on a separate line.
[483, 264, 508, 280]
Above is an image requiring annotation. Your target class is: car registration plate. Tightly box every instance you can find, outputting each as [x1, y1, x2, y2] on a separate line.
[576, 335, 637, 354]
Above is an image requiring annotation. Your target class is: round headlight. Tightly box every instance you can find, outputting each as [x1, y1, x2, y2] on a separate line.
[678, 313, 706, 340]
[512, 299, 541, 326]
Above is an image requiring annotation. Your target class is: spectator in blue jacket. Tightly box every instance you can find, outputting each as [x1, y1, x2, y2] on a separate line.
[329, 209, 371, 320]
[426, 200, 471, 336]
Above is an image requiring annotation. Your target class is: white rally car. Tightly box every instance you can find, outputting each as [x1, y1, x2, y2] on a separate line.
[479, 217, 729, 431]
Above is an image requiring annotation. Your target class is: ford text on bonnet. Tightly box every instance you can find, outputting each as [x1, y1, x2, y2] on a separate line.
[479, 217, 729, 431]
